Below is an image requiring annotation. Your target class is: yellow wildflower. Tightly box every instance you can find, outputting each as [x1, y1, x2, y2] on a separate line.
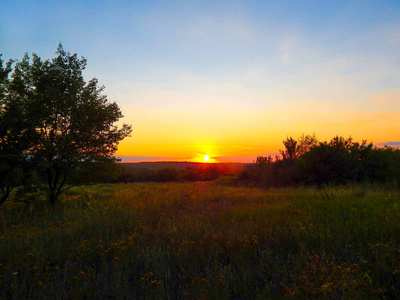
[199, 277, 207, 284]
[151, 279, 163, 285]
[322, 282, 334, 290]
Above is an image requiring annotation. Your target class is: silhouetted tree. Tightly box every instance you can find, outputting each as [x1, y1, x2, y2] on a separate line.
[239, 134, 396, 188]
[362, 146, 400, 185]
[252, 155, 274, 186]
[296, 133, 318, 156]
[298, 136, 372, 185]
[1, 45, 132, 204]
[0, 55, 37, 204]
[280, 137, 298, 162]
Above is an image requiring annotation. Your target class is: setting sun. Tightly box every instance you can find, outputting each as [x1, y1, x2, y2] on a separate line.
[203, 155, 210, 162]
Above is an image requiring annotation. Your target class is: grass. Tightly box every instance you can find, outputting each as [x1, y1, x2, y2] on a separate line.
[0, 182, 399, 299]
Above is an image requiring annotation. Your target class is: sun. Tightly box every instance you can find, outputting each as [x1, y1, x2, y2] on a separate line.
[203, 155, 210, 162]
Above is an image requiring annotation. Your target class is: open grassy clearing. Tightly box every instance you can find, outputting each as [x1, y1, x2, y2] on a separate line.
[1, 182, 399, 299]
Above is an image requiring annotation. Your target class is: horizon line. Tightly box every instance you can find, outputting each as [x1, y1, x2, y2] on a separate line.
[115, 155, 259, 163]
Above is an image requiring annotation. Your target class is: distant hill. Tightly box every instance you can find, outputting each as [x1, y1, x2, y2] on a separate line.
[121, 162, 248, 174]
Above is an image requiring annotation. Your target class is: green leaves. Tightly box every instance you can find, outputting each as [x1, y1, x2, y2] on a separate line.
[0, 45, 132, 204]
[245, 134, 400, 188]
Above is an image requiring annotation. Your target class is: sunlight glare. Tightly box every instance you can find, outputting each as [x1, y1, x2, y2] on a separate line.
[204, 155, 210, 162]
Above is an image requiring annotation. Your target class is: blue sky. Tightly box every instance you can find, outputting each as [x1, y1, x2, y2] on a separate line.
[1, 0, 400, 162]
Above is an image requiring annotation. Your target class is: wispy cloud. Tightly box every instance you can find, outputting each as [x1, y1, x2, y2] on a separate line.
[375, 142, 400, 146]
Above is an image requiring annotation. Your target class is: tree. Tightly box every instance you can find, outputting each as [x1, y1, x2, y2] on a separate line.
[296, 133, 318, 156]
[3, 45, 132, 204]
[298, 136, 372, 185]
[0, 55, 38, 204]
[0, 55, 21, 204]
[280, 137, 298, 161]
[279, 134, 319, 161]
[362, 146, 400, 185]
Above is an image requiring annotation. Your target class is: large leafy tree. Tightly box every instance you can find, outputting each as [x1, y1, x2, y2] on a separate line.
[1, 55, 38, 204]
[0, 55, 22, 204]
[298, 136, 373, 185]
[2, 45, 132, 204]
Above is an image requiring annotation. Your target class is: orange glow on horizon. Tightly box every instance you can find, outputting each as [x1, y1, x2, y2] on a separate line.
[192, 155, 217, 163]
[115, 106, 400, 163]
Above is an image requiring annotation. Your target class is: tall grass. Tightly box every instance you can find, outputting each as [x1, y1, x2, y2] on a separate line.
[0, 182, 399, 299]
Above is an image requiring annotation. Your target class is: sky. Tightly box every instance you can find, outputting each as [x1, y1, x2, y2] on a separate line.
[1, 0, 400, 162]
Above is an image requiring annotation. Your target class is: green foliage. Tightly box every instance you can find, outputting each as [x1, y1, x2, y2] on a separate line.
[116, 163, 245, 183]
[280, 136, 298, 161]
[362, 146, 400, 184]
[299, 137, 371, 185]
[296, 133, 318, 156]
[244, 134, 399, 188]
[0, 55, 34, 204]
[0, 183, 399, 298]
[0, 45, 132, 204]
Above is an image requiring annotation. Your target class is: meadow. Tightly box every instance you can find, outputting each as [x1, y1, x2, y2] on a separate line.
[0, 182, 399, 299]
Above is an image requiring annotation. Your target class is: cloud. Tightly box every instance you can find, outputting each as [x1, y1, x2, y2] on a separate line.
[375, 142, 400, 147]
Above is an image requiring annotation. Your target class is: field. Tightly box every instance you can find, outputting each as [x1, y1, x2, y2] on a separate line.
[0, 182, 399, 299]
[121, 162, 247, 172]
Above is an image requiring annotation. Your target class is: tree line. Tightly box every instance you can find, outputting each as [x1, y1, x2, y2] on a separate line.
[240, 134, 400, 188]
[115, 163, 243, 183]
[0, 45, 132, 205]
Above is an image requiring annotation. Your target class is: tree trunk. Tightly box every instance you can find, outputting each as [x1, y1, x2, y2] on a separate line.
[49, 191, 58, 205]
